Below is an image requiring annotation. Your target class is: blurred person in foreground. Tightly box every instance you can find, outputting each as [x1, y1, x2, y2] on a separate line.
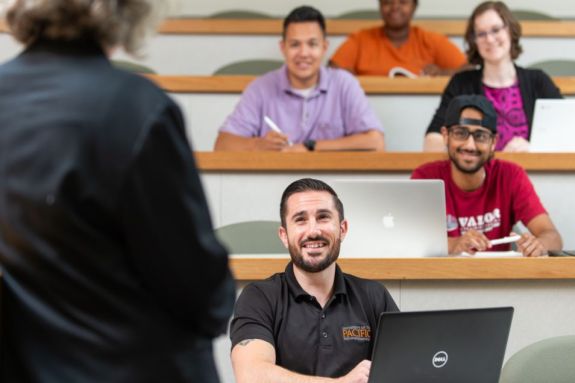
[423, 1, 562, 152]
[0, 1, 234, 382]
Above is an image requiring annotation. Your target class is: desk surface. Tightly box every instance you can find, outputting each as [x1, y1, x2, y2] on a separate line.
[148, 75, 575, 95]
[2, 18, 574, 37]
[158, 18, 575, 37]
[230, 256, 575, 281]
[195, 152, 575, 172]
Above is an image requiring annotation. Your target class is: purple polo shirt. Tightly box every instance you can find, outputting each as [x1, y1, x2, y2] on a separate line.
[219, 66, 383, 143]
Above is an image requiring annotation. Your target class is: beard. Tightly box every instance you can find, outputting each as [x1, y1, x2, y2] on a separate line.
[449, 147, 493, 174]
[288, 234, 341, 273]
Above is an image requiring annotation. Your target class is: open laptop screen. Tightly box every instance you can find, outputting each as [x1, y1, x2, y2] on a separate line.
[368, 307, 514, 383]
[334, 179, 447, 258]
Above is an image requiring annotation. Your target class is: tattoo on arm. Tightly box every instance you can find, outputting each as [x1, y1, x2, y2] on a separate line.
[238, 339, 256, 347]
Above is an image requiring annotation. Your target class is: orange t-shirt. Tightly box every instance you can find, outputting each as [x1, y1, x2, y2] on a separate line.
[330, 26, 467, 76]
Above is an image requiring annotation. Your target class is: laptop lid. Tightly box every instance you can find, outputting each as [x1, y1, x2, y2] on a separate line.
[530, 99, 575, 152]
[368, 307, 514, 383]
[334, 179, 447, 258]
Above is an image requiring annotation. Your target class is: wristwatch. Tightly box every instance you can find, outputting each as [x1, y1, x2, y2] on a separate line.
[303, 139, 316, 151]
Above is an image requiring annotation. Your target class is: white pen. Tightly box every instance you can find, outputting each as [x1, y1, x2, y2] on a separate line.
[489, 235, 521, 246]
[264, 115, 292, 145]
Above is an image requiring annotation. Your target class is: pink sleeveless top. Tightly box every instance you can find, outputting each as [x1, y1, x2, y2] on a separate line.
[483, 82, 529, 151]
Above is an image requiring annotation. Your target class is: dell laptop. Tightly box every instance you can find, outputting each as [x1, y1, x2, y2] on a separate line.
[368, 307, 514, 383]
[334, 179, 447, 258]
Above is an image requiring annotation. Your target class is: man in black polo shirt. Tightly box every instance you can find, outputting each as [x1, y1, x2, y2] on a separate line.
[230, 178, 398, 383]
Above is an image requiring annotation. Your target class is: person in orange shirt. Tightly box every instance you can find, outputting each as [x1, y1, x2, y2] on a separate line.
[330, 0, 468, 77]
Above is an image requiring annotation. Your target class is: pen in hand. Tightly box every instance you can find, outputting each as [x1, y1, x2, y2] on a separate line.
[264, 115, 292, 146]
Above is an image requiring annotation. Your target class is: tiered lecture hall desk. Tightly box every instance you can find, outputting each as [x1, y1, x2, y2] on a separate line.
[198, 152, 575, 381]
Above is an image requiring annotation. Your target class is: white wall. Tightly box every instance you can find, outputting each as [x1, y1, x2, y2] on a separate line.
[174, 0, 575, 18]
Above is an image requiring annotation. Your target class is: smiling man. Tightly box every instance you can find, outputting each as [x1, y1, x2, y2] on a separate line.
[215, 6, 384, 152]
[230, 178, 398, 383]
[330, 0, 467, 76]
[412, 95, 562, 256]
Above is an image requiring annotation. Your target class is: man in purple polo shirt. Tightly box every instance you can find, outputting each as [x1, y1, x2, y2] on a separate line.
[214, 6, 385, 152]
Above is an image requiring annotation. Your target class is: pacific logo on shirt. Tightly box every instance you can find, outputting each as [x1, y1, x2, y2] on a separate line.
[456, 208, 502, 234]
[342, 325, 371, 342]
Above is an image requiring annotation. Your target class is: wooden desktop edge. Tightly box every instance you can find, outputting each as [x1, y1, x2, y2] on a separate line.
[194, 152, 575, 172]
[2, 18, 575, 37]
[158, 19, 575, 37]
[230, 256, 575, 281]
[146, 75, 575, 95]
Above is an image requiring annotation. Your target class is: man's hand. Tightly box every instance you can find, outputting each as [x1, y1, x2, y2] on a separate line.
[514, 232, 547, 257]
[255, 131, 290, 151]
[503, 137, 530, 152]
[450, 230, 491, 254]
[336, 360, 371, 383]
[422, 64, 443, 77]
[282, 143, 307, 152]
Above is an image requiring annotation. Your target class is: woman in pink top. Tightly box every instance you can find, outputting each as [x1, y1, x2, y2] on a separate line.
[424, 1, 562, 152]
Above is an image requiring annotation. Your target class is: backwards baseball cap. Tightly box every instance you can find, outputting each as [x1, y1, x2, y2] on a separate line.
[444, 95, 498, 133]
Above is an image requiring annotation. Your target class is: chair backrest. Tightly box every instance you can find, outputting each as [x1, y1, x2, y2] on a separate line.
[511, 9, 557, 20]
[111, 60, 156, 74]
[215, 221, 287, 255]
[528, 60, 575, 76]
[213, 59, 283, 76]
[209, 10, 272, 19]
[499, 335, 575, 383]
[336, 9, 380, 19]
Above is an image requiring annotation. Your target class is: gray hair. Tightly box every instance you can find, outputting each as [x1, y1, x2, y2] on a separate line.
[3, 0, 168, 55]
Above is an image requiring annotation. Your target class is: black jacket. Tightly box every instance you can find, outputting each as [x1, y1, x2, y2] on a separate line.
[426, 66, 562, 137]
[0, 39, 234, 383]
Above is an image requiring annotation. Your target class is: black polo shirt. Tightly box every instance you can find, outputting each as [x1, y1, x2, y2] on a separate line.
[230, 262, 398, 378]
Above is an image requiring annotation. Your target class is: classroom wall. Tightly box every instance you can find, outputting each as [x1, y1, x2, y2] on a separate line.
[174, 0, 575, 18]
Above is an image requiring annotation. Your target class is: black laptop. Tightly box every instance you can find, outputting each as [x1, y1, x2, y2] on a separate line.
[368, 307, 514, 383]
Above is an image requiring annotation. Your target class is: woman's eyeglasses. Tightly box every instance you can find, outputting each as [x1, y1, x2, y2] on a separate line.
[474, 24, 507, 42]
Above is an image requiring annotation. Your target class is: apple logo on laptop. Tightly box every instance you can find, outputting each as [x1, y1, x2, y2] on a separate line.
[382, 213, 395, 229]
[432, 351, 448, 368]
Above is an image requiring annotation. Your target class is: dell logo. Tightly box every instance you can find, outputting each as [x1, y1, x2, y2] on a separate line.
[432, 351, 448, 368]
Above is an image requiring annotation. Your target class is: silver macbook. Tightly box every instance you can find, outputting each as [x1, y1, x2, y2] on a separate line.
[530, 99, 575, 152]
[334, 179, 447, 258]
[368, 307, 514, 383]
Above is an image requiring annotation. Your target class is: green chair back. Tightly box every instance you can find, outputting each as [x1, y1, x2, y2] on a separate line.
[499, 335, 575, 383]
[214, 59, 283, 76]
[336, 10, 380, 19]
[209, 10, 272, 19]
[528, 60, 575, 76]
[112, 60, 156, 74]
[511, 9, 557, 20]
[216, 221, 287, 254]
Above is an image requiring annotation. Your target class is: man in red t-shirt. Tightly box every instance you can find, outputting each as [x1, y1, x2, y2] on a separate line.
[412, 95, 562, 256]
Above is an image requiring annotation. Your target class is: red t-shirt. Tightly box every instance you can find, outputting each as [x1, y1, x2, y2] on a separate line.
[411, 159, 546, 251]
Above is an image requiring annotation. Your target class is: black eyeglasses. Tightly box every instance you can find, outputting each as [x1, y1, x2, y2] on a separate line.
[448, 126, 494, 144]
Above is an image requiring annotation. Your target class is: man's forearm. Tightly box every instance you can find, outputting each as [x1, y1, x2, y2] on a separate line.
[315, 130, 384, 151]
[235, 361, 335, 383]
[537, 229, 563, 252]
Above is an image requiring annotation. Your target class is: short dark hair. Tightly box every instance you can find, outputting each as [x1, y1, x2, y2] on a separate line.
[464, 1, 523, 65]
[379, 0, 419, 6]
[282, 6, 326, 40]
[280, 178, 344, 227]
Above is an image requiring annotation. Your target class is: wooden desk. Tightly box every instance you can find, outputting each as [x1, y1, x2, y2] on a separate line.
[3, 18, 573, 37]
[195, 152, 575, 172]
[231, 256, 575, 281]
[148, 75, 575, 95]
[158, 18, 575, 38]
